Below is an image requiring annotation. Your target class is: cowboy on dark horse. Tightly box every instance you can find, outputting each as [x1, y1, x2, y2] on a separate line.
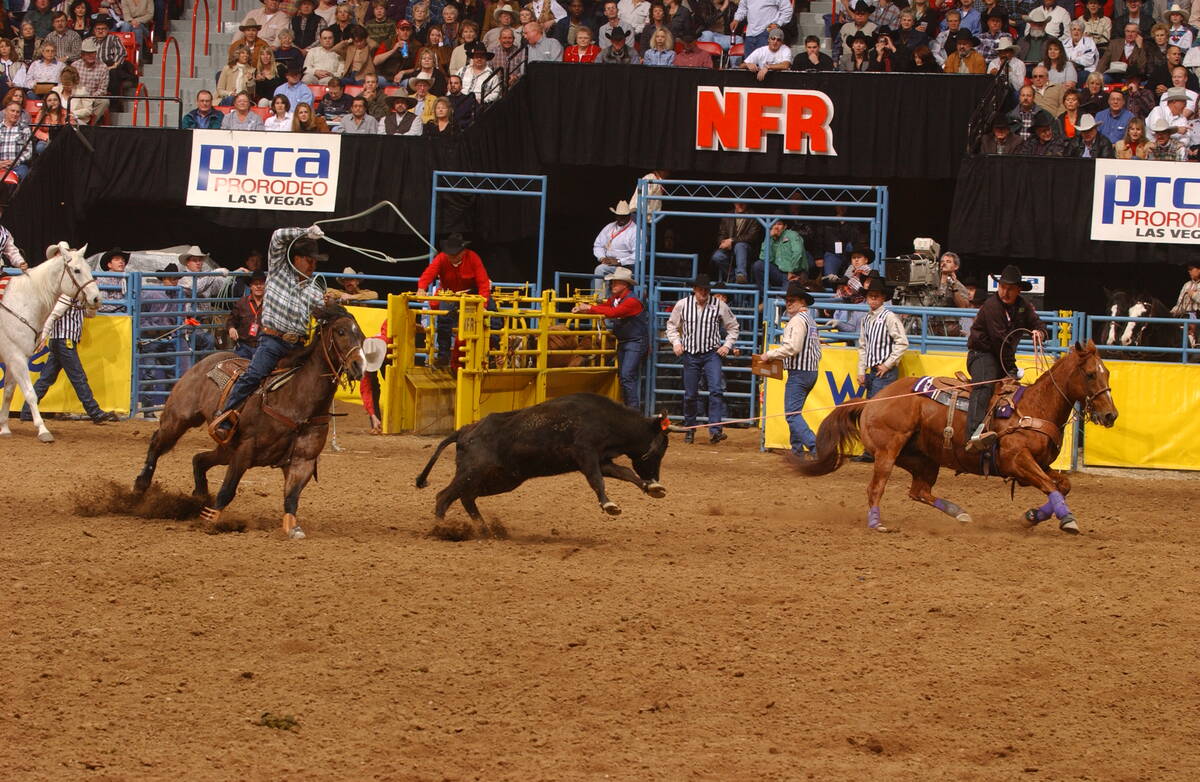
[965, 264, 1047, 453]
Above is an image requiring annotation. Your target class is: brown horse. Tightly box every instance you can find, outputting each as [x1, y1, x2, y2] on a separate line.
[797, 341, 1119, 534]
[133, 306, 365, 539]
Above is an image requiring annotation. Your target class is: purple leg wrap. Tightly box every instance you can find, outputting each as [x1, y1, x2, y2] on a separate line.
[1048, 490, 1070, 519]
[933, 498, 947, 512]
[867, 506, 881, 528]
[1033, 500, 1054, 523]
[933, 498, 964, 517]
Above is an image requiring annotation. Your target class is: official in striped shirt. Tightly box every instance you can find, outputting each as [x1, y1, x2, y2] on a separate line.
[19, 302, 118, 424]
[854, 275, 908, 462]
[665, 274, 740, 444]
[759, 284, 822, 457]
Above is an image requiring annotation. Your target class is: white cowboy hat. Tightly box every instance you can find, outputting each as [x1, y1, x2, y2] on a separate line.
[492, 3, 516, 20]
[1167, 3, 1186, 15]
[1165, 86, 1189, 102]
[1075, 114, 1097, 132]
[995, 36, 1016, 52]
[1148, 116, 1173, 133]
[609, 200, 633, 216]
[1026, 7, 1050, 23]
[604, 266, 636, 284]
[343, 266, 358, 275]
[45, 240, 71, 260]
[183, 245, 206, 258]
[361, 336, 388, 372]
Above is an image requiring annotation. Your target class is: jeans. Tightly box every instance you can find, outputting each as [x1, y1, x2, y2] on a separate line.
[682, 349, 726, 434]
[865, 364, 898, 398]
[967, 349, 1003, 433]
[139, 337, 177, 410]
[822, 251, 846, 278]
[234, 341, 256, 359]
[20, 339, 103, 420]
[220, 334, 297, 413]
[783, 369, 818, 453]
[699, 30, 733, 49]
[743, 31, 770, 59]
[710, 242, 752, 280]
[752, 259, 787, 289]
[616, 338, 646, 409]
[434, 298, 497, 362]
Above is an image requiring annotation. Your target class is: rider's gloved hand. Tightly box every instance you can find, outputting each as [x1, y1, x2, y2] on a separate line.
[305, 225, 325, 240]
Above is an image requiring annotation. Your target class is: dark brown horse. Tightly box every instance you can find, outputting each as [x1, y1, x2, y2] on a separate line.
[797, 341, 1119, 534]
[133, 306, 365, 539]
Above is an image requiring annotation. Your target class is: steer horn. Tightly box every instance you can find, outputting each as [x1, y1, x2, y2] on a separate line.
[666, 425, 689, 433]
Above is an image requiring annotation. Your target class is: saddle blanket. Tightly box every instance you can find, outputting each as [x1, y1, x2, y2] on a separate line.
[913, 376, 970, 412]
[206, 358, 297, 394]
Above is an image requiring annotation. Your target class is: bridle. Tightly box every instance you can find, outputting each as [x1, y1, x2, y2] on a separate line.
[0, 255, 102, 337]
[1035, 340, 1113, 426]
[316, 316, 365, 388]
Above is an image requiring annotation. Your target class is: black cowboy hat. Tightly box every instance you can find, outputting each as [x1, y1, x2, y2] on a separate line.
[691, 273, 713, 290]
[970, 288, 990, 306]
[678, 30, 697, 43]
[875, 25, 895, 39]
[849, 0, 874, 13]
[609, 25, 628, 40]
[1031, 112, 1053, 128]
[158, 262, 180, 276]
[785, 283, 814, 305]
[992, 114, 1012, 128]
[465, 41, 493, 59]
[249, 270, 267, 282]
[100, 246, 126, 270]
[386, 94, 418, 108]
[863, 275, 889, 296]
[954, 29, 981, 46]
[440, 233, 469, 255]
[91, 13, 115, 26]
[984, 8, 1008, 22]
[850, 247, 874, 263]
[996, 264, 1032, 290]
[845, 29, 873, 47]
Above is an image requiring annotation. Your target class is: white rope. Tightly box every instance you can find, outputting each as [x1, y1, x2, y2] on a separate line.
[312, 200, 438, 264]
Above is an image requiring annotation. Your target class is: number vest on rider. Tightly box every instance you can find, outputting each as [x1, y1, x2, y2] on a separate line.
[784, 309, 822, 371]
[608, 294, 650, 343]
[862, 306, 899, 368]
[678, 296, 729, 354]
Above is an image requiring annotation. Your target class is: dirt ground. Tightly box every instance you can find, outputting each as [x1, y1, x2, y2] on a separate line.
[1, 418, 1198, 781]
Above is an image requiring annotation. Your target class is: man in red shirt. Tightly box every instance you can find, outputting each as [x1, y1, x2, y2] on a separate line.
[573, 266, 649, 408]
[417, 233, 493, 367]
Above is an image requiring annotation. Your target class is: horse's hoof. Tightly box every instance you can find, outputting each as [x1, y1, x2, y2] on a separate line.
[601, 502, 622, 516]
[645, 482, 667, 498]
[1024, 509, 1044, 527]
[956, 512, 972, 524]
[1059, 516, 1080, 535]
[37, 431, 54, 443]
[871, 524, 899, 534]
[288, 525, 306, 540]
[0, 430, 11, 437]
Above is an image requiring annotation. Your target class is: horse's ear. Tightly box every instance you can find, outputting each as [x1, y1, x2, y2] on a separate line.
[1085, 338, 1097, 351]
[78, 243, 88, 259]
[1074, 340, 1083, 352]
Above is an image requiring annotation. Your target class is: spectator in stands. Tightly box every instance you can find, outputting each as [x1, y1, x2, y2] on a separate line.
[528, 0, 566, 32]
[367, 2, 396, 48]
[521, 19, 564, 67]
[0, 40, 27, 91]
[409, 2, 433, 43]
[1099, 24, 1150, 82]
[44, 13, 82, 65]
[72, 40, 111, 125]
[870, 0, 901, 31]
[275, 64, 315, 107]
[25, 0, 54, 39]
[335, 25, 377, 83]
[709, 202, 762, 284]
[755, 218, 809, 290]
[1164, 4, 1192, 49]
[117, 0, 153, 61]
[303, 28, 346, 83]
[381, 93, 423, 133]
[892, 9, 929, 53]
[552, 0, 593, 47]
[564, 27, 602, 60]
[274, 30, 305, 74]
[227, 271, 266, 360]
[1029, 65, 1065, 115]
[24, 43, 64, 96]
[595, 1, 623, 49]
[823, 276, 866, 335]
[0, 102, 31, 180]
[398, 47, 447, 92]
[321, 78, 353, 123]
[977, 9, 1006, 62]
[361, 73, 389, 116]
[484, 4, 518, 47]
[980, 114, 1022, 153]
[869, 26, 906, 71]
[293, 0, 328, 50]
[1063, 21, 1098, 84]
[489, 25, 521, 77]
[841, 29, 873, 71]
[407, 76, 436, 120]
[668, 31, 710, 68]
[222, 90, 265, 129]
[988, 37, 1025, 91]
[832, 1, 876, 63]
[181, 89, 222, 129]
[1151, 47, 1196, 96]
[944, 29, 986, 72]
[1079, 72, 1108, 115]
[1122, 68, 1157, 118]
[235, 0, 291, 48]
[593, 200, 639, 282]
[644, 28, 675, 65]
[138, 264, 182, 418]
[329, 5, 358, 45]
[340, 94, 380, 132]
[1016, 113, 1068, 154]
[374, 20, 417, 82]
[232, 21, 270, 64]
[264, 93, 292, 129]
[908, 43, 942, 72]
[950, 0, 981, 33]
[1066, 113, 1116, 157]
[421, 24, 452, 70]
[333, 267, 379, 300]
[1097, 89, 1135, 143]
[1043, 39, 1078, 89]
[793, 34, 835, 71]
[1147, 86, 1192, 139]
[664, 0, 691, 40]
[1017, 8, 1053, 70]
[31, 91, 67, 153]
[422, 95, 457, 137]
[1081, 0, 1110, 51]
[316, 0, 339, 25]
[444, 73, 477, 124]
[1146, 114, 1187, 158]
[619, 0, 651, 36]
[1114, 0, 1154, 39]
[734, 0, 793, 60]
[598, 24, 640, 62]
[254, 47, 286, 101]
[1027, 0, 1069, 38]
[637, 2, 669, 52]
[292, 101, 331, 131]
[1158, 65, 1199, 110]
[931, 10, 960, 66]
[67, 0, 90, 40]
[457, 42, 500, 101]
[1057, 89, 1084, 138]
[1008, 84, 1054, 140]
[217, 47, 257, 105]
[666, 274, 738, 445]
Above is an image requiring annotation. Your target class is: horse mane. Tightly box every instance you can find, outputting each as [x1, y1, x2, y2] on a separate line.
[6, 253, 67, 315]
[275, 304, 355, 370]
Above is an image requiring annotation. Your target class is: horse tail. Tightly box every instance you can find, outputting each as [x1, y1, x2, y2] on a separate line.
[415, 429, 461, 488]
[794, 403, 864, 477]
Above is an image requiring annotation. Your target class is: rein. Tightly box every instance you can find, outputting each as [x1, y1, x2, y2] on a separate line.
[1031, 338, 1112, 426]
[259, 317, 362, 431]
[0, 261, 101, 338]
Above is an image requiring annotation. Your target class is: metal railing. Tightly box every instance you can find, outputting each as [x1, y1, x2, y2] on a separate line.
[160, 36, 182, 125]
[1086, 313, 1197, 362]
[190, 0, 210, 78]
[131, 95, 185, 128]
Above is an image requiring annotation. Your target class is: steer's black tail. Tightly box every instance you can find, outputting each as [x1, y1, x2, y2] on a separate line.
[415, 429, 462, 488]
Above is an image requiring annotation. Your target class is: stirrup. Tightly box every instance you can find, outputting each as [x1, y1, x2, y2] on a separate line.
[964, 430, 998, 453]
[208, 409, 239, 445]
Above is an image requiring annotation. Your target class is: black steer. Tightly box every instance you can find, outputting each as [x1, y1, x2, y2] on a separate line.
[415, 393, 672, 521]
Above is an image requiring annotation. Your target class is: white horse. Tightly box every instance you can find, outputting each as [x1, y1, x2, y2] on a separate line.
[0, 242, 103, 442]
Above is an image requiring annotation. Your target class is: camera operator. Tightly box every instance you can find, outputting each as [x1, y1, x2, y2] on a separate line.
[930, 250, 970, 336]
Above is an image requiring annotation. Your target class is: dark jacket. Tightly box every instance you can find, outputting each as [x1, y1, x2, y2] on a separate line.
[968, 293, 1046, 371]
[1015, 135, 1068, 156]
[227, 294, 264, 349]
[181, 108, 223, 129]
[1066, 132, 1115, 159]
[447, 91, 477, 127]
[717, 216, 764, 246]
[791, 51, 834, 71]
[552, 15, 597, 46]
[978, 132, 1022, 154]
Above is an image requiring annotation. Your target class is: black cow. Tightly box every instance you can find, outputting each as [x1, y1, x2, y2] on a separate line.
[415, 393, 672, 521]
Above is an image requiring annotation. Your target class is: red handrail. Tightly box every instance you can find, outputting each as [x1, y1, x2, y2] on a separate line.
[159, 35, 182, 126]
[130, 83, 151, 127]
[190, 0, 211, 79]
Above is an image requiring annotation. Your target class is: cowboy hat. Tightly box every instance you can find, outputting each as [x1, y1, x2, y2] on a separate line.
[849, 247, 875, 263]
[984, 8, 1008, 22]
[80, 37, 99, 53]
[238, 20, 263, 30]
[785, 283, 814, 306]
[1026, 6, 1050, 23]
[994, 35, 1016, 52]
[845, 29, 873, 47]
[45, 240, 72, 260]
[1147, 115, 1173, 133]
[608, 25, 629, 39]
[183, 245, 206, 258]
[492, 3, 516, 21]
[609, 200, 633, 216]
[1165, 86, 1189, 102]
[1075, 114, 1098, 132]
[849, 0, 874, 13]
[386, 94, 418, 108]
[1105, 61, 1128, 75]
[440, 233, 469, 255]
[361, 336, 388, 372]
[90, 14, 115, 26]
[863, 275, 889, 296]
[465, 42, 494, 59]
[1167, 3, 1186, 16]
[1031, 112, 1053, 128]
[342, 266, 359, 276]
[996, 264, 1032, 290]
[604, 266, 636, 285]
[954, 29, 980, 46]
[690, 273, 713, 290]
[158, 262, 181, 276]
[101, 247, 126, 270]
[248, 270, 267, 282]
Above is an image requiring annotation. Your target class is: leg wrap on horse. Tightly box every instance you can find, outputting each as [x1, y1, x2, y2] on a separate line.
[933, 498, 965, 518]
[867, 506, 882, 529]
[1047, 490, 1070, 520]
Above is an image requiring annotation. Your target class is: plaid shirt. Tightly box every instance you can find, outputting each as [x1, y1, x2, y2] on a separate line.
[76, 60, 109, 96]
[489, 43, 520, 78]
[1015, 108, 1035, 140]
[1146, 139, 1186, 161]
[263, 227, 326, 335]
[977, 30, 1002, 61]
[0, 120, 32, 166]
[44, 29, 82, 63]
[869, 2, 900, 30]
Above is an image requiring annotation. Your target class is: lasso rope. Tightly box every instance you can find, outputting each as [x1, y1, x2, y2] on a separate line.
[312, 200, 438, 264]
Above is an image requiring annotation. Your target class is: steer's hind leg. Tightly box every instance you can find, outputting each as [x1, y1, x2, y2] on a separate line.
[600, 461, 666, 498]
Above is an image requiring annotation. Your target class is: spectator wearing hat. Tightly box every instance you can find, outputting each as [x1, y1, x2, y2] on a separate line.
[852, 274, 907, 461]
[665, 274, 739, 445]
[274, 63, 316, 106]
[734, 0, 794, 61]
[976, 9, 1007, 62]
[598, 25, 640, 62]
[406, 76, 438, 121]
[1147, 86, 1192, 139]
[1098, 24, 1151, 83]
[417, 233, 492, 367]
[593, 200, 639, 282]
[1096, 89, 1136, 144]
[374, 20, 418, 82]
[1145, 114, 1188, 158]
[292, 0, 328, 49]
[823, 275, 867, 335]
[792, 35, 835, 71]
[987, 36, 1025, 91]
[1156, 68, 1198, 113]
[841, 29, 873, 71]
[1017, 8, 1053, 69]
[979, 114, 1022, 153]
[180, 245, 226, 355]
[964, 264, 1045, 453]
[231, 21, 271, 64]
[563, 27, 602, 61]
[943, 29, 985, 73]
[227, 270, 267, 359]
[673, 32, 714, 69]
[1121, 68, 1158, 118]
[457, 42, 500, 102]
[710, 202, 763, 285]
[333, 267, 379, 301]
[237, 0, 292, 47]
[1164, 4, 1192, 48]
[1066, 114, 1116, 157]
[868, 25, 906, 71]
[1016, 113, 1068, 154]
[758, 283, 822, 458]
[71, 38, 112, 125]
[483, 4, 518, 47]
[834, 0, 876, 63]
[573, 266, 649, 408]
[381, 94, 424, 133]
[99, 248, 128, 312]
[755, 218, 809, 290]
[1169, 261, 1200, 351]
[743, 27, 793, 79]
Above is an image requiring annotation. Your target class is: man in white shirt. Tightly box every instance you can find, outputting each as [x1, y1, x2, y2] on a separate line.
[303, 28, 346, 84]
[618, 0, 650, 34]
[234, 0, 291, 47]
[457, 43, 500, 103]
[734, 0, 794, 62]
[1027, 0, 1070, 39]
[742, 27, 791, 80]
[592, 200, 639, 283]
[1146, 88, 1192, 142]
[987, 36, 1025, 91]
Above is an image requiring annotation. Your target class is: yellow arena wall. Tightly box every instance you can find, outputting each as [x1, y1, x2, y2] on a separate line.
[4, 315, 133, 415]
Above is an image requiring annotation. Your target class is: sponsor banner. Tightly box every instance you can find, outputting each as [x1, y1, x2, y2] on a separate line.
[0, 315, 133, 415]
[695, 86, 836, 155]
[1082, 359, 1200, 471]
[186, 130, 341, 211]
[1090, 158, 1200, 244]
[763, 347, 1073, 471]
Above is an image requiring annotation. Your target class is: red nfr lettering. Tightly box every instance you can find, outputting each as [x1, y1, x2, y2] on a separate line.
[743, 91, 783, 153]
[695, 88, 741, 151]
[785, 93, 835, 155]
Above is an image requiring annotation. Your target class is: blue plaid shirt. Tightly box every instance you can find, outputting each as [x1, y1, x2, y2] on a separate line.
[263, 227, 326, 335]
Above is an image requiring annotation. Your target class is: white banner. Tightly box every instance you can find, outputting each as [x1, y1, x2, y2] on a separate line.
[186, 130, 341, 211]
[1091, 158, 1200, 244]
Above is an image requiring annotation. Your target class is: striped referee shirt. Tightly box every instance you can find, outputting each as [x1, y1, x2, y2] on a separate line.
[665, 294, 740, 355]
[263, 227, 326, 336]
[764, 308, 822, 371]
[49, 305, 83, 341]
[857, 304, 908, 376]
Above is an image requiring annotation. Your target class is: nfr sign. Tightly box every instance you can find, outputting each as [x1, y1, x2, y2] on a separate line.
[1091, 158, 1200, 244]
[695, 86, 836, 155]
